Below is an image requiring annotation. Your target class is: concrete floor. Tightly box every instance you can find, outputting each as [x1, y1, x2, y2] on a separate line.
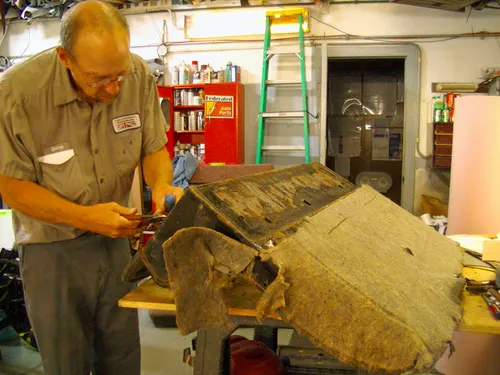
[0, 309, 294, 375]
[0, 309, 196, 375]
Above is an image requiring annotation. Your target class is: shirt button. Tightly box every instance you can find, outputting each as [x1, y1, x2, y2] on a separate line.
[100, 178, 105, 183]
[94, 149, 99, 154]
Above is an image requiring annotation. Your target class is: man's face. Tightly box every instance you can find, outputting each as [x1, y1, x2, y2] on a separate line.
[57, 30, 131, 104]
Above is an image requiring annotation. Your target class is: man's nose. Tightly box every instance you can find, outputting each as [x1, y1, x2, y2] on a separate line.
[105, 80, 121, 96]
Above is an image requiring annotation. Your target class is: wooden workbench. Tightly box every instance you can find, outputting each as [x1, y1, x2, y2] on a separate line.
[119, 277, 500, 335]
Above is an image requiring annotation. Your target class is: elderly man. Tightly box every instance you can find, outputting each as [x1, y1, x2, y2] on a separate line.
[0, 1, 182, 374]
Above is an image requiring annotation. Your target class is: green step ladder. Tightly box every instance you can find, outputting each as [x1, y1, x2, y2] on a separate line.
[255, 8, 310, 164]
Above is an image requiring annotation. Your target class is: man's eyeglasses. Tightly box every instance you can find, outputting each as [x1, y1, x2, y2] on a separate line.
[69, 55, 136, 88]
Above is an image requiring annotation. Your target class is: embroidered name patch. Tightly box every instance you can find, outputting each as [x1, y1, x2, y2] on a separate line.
[112, 114, 141, 133]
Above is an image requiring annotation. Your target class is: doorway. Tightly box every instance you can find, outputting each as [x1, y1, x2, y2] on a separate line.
[320, 43, 421, 212]
[327, 58, 405, 205]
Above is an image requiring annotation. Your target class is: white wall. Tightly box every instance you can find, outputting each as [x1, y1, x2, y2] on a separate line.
[2, 3, 500, 213]
[0, 210, 15, 249]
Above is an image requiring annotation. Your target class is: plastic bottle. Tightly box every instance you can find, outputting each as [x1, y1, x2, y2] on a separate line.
[199, 65, 207, 84]
[170, 64, 179, 85]
[204, 64, 213, 84]
[433, 95, 444, 123]
[225, 61, 232, 83]
[192, 60, 201, 84]
[179, 61, 189, 85]
[442, 107, 450, 123]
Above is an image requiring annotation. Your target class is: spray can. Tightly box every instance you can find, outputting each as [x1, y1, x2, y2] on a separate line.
[197, 111, 204, 130]
[174, 90, 181, 106]
[174, 112, 181, 131]
[180, 89, 187, 106]
[188, 111, 197, 131]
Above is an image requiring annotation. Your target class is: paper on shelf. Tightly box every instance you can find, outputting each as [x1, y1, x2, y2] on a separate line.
[447, 234, 495, 255]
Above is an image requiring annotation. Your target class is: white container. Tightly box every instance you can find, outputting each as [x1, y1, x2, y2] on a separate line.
[0, 210, 14, 250]
[170, 65, 179, 85]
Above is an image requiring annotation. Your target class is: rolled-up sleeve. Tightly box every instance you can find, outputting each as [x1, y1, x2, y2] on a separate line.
[0, 91, 36, 181]
[141, 75, 168, 158]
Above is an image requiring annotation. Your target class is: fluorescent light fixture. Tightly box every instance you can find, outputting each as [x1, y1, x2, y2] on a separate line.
[184, 8, 309, 39]
[433, 83, 479, 93]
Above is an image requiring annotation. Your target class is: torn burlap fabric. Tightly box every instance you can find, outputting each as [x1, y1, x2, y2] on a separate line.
[123, 162, 464, 374]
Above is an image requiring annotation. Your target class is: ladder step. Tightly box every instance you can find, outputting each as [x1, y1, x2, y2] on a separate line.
[267, 46, 300, 55]
[261, 111, 305, 118]
[262, 145, 306, 151]
[265, 80, 302, 87]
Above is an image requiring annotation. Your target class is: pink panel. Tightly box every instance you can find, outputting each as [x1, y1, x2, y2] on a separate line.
[448, 96, 500, 235]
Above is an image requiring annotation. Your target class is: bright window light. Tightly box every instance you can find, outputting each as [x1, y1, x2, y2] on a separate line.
[184, 8, 309, 39]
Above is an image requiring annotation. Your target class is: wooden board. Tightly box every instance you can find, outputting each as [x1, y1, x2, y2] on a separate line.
[461, 291, 500, 335]
[120, 278, 500, 335]
[119, 278, 280, 319]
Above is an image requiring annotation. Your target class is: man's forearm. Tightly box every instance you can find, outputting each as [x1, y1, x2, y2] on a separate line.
[142, 147, 173, 190]
[0, 174, 87, 228]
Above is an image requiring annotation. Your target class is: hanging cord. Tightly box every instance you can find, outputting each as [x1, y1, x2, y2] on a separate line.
[0, 18, 10, 48]
[166, 8, 183, 31]
[19, 22, 31, 59]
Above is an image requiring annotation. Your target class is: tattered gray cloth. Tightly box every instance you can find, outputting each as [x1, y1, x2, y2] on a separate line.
[123, 162, 464, 374]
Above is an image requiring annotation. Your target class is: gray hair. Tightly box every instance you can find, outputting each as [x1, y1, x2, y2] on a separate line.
[60, 0, 130, 56]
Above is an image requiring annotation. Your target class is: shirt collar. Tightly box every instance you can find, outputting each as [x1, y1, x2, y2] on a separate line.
[53, 52, 79, 107]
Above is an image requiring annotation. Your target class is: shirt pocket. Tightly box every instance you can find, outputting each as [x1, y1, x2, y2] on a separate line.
[113, 130, 142, 177]
[38, 149, 89, 203]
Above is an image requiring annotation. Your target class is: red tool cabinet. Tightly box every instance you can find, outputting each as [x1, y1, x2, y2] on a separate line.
[158, 82, 245, 164]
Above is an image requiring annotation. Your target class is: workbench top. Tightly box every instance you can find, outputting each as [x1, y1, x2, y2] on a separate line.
[119, 277, 500, 335]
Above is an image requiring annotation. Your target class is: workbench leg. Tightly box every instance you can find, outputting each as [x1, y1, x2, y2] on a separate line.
[194, 328, 233, 375]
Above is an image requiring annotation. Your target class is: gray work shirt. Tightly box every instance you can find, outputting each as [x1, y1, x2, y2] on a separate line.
[0, 48, 168, 245]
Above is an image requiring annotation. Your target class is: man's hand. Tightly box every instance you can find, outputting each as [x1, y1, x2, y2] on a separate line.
[151, 184, 184, 215]
[0, 174, 142, 238]
[142, 148, 183, 214]
[79, 202, 143, 238]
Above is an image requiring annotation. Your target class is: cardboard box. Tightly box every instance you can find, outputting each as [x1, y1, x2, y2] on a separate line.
[482, 240, 500, 262]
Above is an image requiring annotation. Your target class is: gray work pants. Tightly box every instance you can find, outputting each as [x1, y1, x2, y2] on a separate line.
[19, 233, 140, 375]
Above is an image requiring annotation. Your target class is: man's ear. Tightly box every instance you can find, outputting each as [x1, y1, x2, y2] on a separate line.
[56, 46, 71, 69]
